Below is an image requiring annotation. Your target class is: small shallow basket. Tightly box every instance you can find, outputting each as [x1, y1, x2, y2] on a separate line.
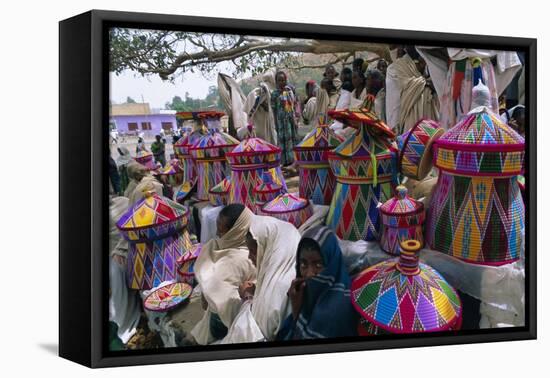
[143, 282, 193, 312]
[397, 118, 444, 180]
[260, 193, 313, 228]
[351, 240, 462, 334]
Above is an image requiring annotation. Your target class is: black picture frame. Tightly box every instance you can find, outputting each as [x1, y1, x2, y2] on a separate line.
[59, 9, 537, 368]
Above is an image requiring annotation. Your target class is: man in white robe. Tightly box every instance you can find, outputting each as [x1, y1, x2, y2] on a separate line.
[416, 47, 522, 129]
[385, 46, 439, 134]
[243, 69, 277, 144]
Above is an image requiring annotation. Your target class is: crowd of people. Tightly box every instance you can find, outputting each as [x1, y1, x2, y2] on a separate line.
[242, 46, 525, 176]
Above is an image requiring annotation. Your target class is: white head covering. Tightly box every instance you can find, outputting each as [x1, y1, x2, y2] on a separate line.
[240, 216, 301, 341]
[191, 207, 257, 344]
[220, 215, 301, 344]
[261, 68, 277, 92]
[116, 146, 132, 166]
[128, 176, 164, 205]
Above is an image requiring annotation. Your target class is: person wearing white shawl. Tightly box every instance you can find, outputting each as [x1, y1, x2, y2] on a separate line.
[109, 196, 141, 345]
[350, 70, 367, 108]
[127, 169, 164, 205]
[221, 216, 301, 343]
[415, 46, 522, 130]
[116, 146, 133, 194]
[301, 80, 318, 127]
[123, 160, 148, 199]
[110, 178, 167, 348]
[190, 205, 257, 345]
[243, 69, 277, 144]
[385, 46, 439, 134]
[312, 85, 330, 127]
[218, 72, 248, 137]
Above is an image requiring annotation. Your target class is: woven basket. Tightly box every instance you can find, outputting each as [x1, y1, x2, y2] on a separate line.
[208, 178, 230, 206]
[293, 124, 344, 205]
[157, 159, 184, 187]
[326, 109, 398, 241]
[427, 108, 525, 265]
[116, 192, 194, 290]
[253, 171, 285, 214]
[177, 243, 202, 286]
[397, 118, 444, 180]
[143, 282, 193, 312]
[226, 137, 287, 210]
[351, 240, 462, 334]
[189, 113, 238, 201]
[134, 151, 156, 170]
[380, 185, 425, 255]
[260, 193, 313, 228]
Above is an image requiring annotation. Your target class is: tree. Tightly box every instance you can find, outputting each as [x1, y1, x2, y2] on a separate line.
[126, 96, 137, 103]
[205, 85, 222, 108]
[109, 28, 391, 81]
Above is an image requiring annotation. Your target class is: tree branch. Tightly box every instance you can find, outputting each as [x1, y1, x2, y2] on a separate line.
[110, 28, 391, 80]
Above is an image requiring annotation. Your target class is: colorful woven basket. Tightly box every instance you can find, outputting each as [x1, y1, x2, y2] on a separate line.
[328, 108, 396, 139]
[260, 193, 313, 228]
[177, 243, 202, 286]
[426, 108, 525, 265]
[226, 137, 287, 211]
[326, 110, 398, 241]
[253, 170, 285, 214]
[143, 282, 193, 312]
[116, 192, 194, 290]
[157, 159, 184, 187]
[293, 123, 344, 205]
[208, 177, 230, 206]
[397, 118, 444, 180]
[134, 151, 156, 170]
[352, 240, 462, 334]
[173, 181, 195, 204]
[173, 120, 206, 193]
[189, 112, 238, 201]
[380, 185, 425, 255]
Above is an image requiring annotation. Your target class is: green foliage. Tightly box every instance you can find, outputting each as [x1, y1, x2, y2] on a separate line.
[165, 86, 222, 125]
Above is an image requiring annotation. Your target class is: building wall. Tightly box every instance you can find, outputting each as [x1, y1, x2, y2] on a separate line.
[110, 114, 177, 136]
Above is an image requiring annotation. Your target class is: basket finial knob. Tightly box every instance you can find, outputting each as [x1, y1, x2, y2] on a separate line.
[397, 239, 421, 275]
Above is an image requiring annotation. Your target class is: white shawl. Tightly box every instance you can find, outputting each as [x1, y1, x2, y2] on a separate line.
[386, 54, 439, 133]
[191, 207, 256, 344]
[221, 216, 300, 343]
[218, 73, 248, 134]
[349, 87, 367, 108]
[108, 196, 140, 344]
[244, 71, 277, 144]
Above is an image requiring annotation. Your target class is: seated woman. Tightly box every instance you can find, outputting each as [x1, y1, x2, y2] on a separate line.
[278, 225, 358, 339]
[221, 216, 301, 343]
[190, 204, 256, 345]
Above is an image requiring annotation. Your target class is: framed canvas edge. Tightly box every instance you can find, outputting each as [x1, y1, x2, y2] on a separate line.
[58, 9, 537, 368]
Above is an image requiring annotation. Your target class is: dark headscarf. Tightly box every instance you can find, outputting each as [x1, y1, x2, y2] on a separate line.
[278, 226, 358, 339]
